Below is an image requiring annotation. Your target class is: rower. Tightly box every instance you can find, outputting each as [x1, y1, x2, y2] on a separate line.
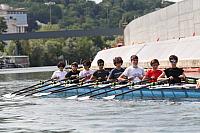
[79, 60, 94, 82]
[143, 59, 162, 82]
[51, 61, 67, 81]
[90, 59, 109, 82]
[107, 57, 125, 82]
[158, 55, 186, 85]
[118, 55, 144, 83]
[65, 62, 80, 83]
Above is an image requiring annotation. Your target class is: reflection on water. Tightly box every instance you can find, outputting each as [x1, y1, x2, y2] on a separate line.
[0, 69, 200, 133]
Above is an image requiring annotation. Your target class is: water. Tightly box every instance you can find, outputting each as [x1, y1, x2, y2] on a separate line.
[0, 68, 200, 133]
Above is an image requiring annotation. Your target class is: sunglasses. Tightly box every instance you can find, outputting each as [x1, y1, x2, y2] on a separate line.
[98, 63, 104, 66]
[131, 59, 138, 61]
[170, 59, 177, 63]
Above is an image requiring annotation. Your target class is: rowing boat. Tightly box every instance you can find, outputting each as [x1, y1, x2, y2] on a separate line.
[37, 83, 200, 100]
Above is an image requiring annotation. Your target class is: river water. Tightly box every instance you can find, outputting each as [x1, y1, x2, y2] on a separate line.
[0, 67, 200, 133]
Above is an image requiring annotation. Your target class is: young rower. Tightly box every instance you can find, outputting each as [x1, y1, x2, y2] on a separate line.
[51, 61, 67, 81]
[90, 59, 109, 82]
[65, 62, 80, 82]
[118, 55, 145, 83]
[79, 60, 94, 82]
[143, 59, 162, 82]
[107, 57, 125, 82]
[158, 55, 186, 84]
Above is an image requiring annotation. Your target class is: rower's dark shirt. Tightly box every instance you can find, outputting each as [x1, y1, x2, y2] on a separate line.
[93, 69, 109, 82]
[164, 68, 184, 84]
[108, 68, 125, 80]
[65, 70, 80, 80]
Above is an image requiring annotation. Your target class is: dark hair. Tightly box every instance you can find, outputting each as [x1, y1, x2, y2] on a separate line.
[113, 57, 123, 65]
[82, 60, 91, 67]
[130, 55, 138, 60]
[57, 61, 66, 68]
[150, 59, 160, 66]
[97, 59, 104, 65]
[169, 55, 178, 62]
[71, 62, 78, 67]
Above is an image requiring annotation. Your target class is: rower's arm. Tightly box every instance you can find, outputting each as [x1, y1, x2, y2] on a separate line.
[157, 71, 167, 81]
[117, 74, 127, 81]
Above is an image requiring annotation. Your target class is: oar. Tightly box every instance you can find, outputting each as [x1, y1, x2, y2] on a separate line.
[32, 79, 106, 97]
[103, 79, 169, 100]
[77, 78, 153, 100]
[186, 77, 200, 84]
[14, 79, 67, 96]
[33, 82, 98, 97]
[66, 79, 138, 100]
[77, 78, 151, 101]
[66, 83, 114, 100]
[2, 78, 54, 98]
[23, 76, 89, 97]
[24, 78, 83, 97]
[26, 83, 79, 97]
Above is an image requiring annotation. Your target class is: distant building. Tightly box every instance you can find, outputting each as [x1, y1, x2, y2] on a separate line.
[0, 4, 28, 33]
[0, 56, 30, 69]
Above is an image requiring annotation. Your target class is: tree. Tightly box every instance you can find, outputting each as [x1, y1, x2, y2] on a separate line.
[0, 17, 7, 33]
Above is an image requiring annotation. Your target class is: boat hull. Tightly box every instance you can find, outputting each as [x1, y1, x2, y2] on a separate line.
[38, 84, 200, 100]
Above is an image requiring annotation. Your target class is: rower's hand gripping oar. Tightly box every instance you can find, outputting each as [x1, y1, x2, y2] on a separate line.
[2, 78, 54, 98]
[103, 78, 169, 100]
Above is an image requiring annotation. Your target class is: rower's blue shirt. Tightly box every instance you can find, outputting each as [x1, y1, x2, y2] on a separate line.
[108, 68, 125, 80]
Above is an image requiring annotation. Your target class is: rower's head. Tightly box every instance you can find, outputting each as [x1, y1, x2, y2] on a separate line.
[113, 57, 123, 67]
[97, 59, 104, 69]
[57, 61, 66, 71]
[169, 55, 178, 66]
[82, 60, 91, 70]
[71, 62, 78, 71]
[130, 55, 138, 67]
[150, 59, 159, 70]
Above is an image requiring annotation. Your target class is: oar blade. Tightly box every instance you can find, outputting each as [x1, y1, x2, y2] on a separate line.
[66, 95, 78, 100]
[32, 92, 52, 97]
[102, 95, 116, 100]
[2, 93, 16, 99]
[77, 96, 91, 101]
[12, 95, 25, 100]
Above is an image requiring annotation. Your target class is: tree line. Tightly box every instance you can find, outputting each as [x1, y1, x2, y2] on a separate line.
[0, 0, 173, 66]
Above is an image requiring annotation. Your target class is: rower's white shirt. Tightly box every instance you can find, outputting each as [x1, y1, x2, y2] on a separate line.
[122, 66, 144, 82]
[79, 69, 94, 81]
[51, 70, 67, 81]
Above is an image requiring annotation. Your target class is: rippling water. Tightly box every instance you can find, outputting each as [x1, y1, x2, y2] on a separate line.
[0, 68, 200, 133]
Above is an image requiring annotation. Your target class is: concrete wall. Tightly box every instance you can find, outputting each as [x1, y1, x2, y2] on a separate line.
[124, 0, 200, 45]
[91, 36, 200, 69]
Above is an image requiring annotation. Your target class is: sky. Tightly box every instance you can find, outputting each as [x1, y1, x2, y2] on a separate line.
[91, 0, 184, 4]
[90, 0, 102, 4]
